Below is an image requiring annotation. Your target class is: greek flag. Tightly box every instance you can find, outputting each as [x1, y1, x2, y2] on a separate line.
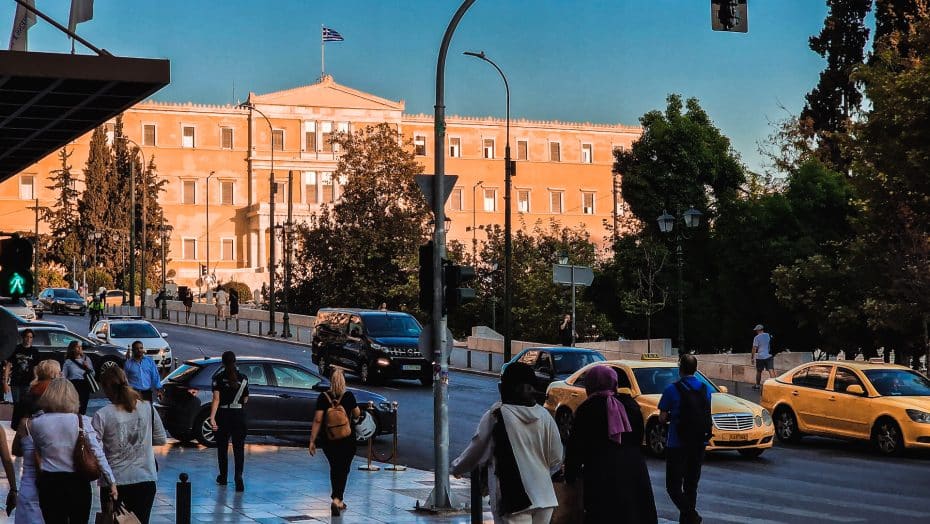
[322, 26, 344, 42]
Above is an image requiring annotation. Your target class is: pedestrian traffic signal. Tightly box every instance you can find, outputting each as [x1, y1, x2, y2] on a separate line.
[418, 241, 434, 315]
[711, 0, 748, 32]
[443, 260, 476, 312]
[0, 236, 34, 299]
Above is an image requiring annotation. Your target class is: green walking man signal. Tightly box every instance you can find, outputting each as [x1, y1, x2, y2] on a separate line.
[0, 236, 35, 299]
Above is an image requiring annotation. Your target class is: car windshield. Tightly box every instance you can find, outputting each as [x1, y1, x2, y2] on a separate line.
[166, 364, 202, 383]
[553, 351, 605, 374]
[53, 289, 81, 299]
[632, 367, 718, 395]
[363, 315, 421, 337]
[110, 323, 160, 339]
[864, 370, 930, 396]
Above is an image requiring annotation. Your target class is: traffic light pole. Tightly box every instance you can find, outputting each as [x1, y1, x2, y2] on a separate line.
[33, 198, 39, 296]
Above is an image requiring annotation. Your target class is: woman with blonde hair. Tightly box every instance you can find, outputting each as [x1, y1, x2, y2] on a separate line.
[92, 366, 166, 524]
[30, 378, 117, 523]
[11, 359, 60, 432]
[309, 368, 361, 517]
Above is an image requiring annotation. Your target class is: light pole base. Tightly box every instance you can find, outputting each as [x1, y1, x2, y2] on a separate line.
[267, 330, 277, 337]
[414, 490, 467, 514]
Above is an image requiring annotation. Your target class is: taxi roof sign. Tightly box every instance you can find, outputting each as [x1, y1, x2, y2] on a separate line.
[641, 353, 662, 360]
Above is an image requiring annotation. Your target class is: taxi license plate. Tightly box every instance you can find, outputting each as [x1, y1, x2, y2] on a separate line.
[724, 433, 749, 441]
[402, 365, 420, 371]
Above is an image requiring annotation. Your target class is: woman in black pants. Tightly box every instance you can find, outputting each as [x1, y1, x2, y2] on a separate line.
[209, 351, 249, 492]
[309, 368, 360, 517]
[62, 340, 94, 415]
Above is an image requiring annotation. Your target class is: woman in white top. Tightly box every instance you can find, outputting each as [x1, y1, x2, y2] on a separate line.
[92, 367, 167, 524]
[30, 378, 117, 523]
[62, 340, 95, 415]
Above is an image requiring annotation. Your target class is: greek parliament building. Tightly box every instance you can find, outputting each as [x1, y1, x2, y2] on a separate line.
[0, 75, 641, 291]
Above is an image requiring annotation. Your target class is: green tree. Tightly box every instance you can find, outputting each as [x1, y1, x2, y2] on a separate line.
[44, 147, 83, 271]
[77, 126, 116, 274]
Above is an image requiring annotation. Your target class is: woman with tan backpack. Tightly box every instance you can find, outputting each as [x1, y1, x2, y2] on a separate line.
[308, 368, 360, 517]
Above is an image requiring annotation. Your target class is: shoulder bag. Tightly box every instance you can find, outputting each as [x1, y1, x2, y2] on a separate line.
[81, 358, 100, 394]
[74, 414, 102, 481]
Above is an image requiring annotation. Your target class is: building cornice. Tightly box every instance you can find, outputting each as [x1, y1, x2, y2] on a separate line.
[402, 113, 641, 133]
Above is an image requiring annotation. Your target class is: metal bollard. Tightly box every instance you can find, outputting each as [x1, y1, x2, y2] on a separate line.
[358, 401, 380, 471]
[247, 320, 251, 334]
[176, 472, 191, 524]
[384, 401, 406, 471]
[470, 466, 482, 524]
[467, 350, 472, 369]
[488, 353, 493, 372]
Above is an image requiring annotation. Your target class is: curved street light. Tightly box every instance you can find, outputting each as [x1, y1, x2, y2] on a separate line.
[657, 206, 702, 354]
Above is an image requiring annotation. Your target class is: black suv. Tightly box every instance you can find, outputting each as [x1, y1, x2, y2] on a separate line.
[311, 309, 431, 386]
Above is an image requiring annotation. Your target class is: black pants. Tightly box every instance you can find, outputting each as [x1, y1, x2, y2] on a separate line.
[666, 445, 705, 524]
[99, 481, 157, 524]
[38, 471, 91, 523]
[70, 378, 90, 415]
[322, 439, 355, 500]
[216, 408, 246, 480]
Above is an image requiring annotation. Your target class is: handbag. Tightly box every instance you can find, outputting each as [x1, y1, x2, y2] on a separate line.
[74, 414, 102, 481]
[353, 410, 377, 441]
[85, 370, 100, 393]
[96, 498, 142, 524]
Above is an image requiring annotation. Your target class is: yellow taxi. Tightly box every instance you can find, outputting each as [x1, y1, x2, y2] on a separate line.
[544, 357, 774, 458]
[761, 360, 930, 455]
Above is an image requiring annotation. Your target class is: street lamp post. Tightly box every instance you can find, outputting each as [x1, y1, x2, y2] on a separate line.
[464, 50, 514, 361]
[238, 101, 277, 336]
[657, 207, 702, 354]
[469, 180, 483, 262]
[120, 137, 146, 314]
[205, 171, 216, 296]
[558, 251, 576, 346]
[281, 170, 294, 338]
[159, 224, 170, 319]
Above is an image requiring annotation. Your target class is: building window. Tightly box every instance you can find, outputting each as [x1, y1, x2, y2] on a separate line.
[550, 191, 564, 214]
[483, 188, 497, 212]
[582, 192, 595, 214]
[517, 140, 528, 161]
[182, 238, 197, 260]
[613, 144, 626, 155]
[581, 143, 593, 164]
[104, 123, 115, 144]
[142, 124, 156, 146]
[182, 180, 196, 204]
[321, 172, 334, 203]
[334, 122, 349, 152]
[273, 180, 288, 204]
[19, 175, 35, 200]
[221, 238, 235, 261]
[549, 142, 561, 162]
[221, 127, 234, 149]
[220, 181, 234, 205]
[272, 129, 285, 151]
[321, 122, 333, 153]
[483, 138, 495, 159]
[182, 126, 195, 148]
[304, 171, 317, 204]
[449, 137, 461, 158]
[414, 134, 427, 156]
[304, 121, 317, 151]
[450, 188, 463, 211]
[517, 190, 530, 213]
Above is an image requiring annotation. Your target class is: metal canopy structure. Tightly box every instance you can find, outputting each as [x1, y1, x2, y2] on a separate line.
[0, 50, 170, 183]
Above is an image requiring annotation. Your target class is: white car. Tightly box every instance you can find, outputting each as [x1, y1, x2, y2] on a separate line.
[1, 297, 40, 320]
[89, 317, 175, 371]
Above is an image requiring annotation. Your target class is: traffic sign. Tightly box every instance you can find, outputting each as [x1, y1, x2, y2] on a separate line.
[418, 325, 453, 361]
[415, 174, 459, 212]
[552, 264, 594, 286]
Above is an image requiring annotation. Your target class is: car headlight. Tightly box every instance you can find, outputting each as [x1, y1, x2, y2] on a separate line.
[371, 342, 386, 351]
[906, 409, 930, 423]
[55, 299, 64, 304]
[754, 415, 763, 427]
[762, 409, 773, 426]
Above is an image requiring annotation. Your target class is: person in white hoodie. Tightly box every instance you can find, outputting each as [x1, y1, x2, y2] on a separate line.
[452, 362, 563, 524]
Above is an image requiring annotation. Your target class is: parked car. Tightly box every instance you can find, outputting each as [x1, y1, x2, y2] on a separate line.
[89, 317, 174, 371]
[0, 297, 38, 320]
[37, 287, 87, 315]
[102, 289, 128, 307]
[501, 346, 606, 403]
[155, 356, 397, 447]
[544, 357, 775, 458]
[761, 360, 930, 456]
[15, 325, 126, 379]
[311, 308, 431, 386]
[0, 306, 65, 329]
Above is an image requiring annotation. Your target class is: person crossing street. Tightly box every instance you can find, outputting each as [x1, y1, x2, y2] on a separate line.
[209, 351, 249, 492]
[124, 341, 162, 402]
[88, 295, 104, 330]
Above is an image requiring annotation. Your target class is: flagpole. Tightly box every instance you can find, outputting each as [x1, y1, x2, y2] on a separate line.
[321, 24, 325, 79]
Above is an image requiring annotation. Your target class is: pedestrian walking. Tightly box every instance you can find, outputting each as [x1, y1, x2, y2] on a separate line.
[564, 365, 657, 524]
[228, 288, 240, 319]
[11, 359, 60, 440]
[308, 367, 359, 517]
[0, 420, 18, 519]
[183, 289, 193, 322]
[62, 341, 95, 415]
[215, 287, 228, 321]
[559, 314, 575, 347]
[452, 362, 563, 524]
[124, 341, 161, 402]
[751, 324, 775, 390]
[92, 367, 167, 524]
[4, 329, 39, 404]
[30, 378, 118, 523]
[658, 355, 712, 524]
[209, 351, 248, 492]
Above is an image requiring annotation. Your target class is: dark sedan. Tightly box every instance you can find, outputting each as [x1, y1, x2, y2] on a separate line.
[502, 346, 606, 402]
[15, 326, 126, 379]
[38, 288, 87, 315]
[155, 356, 397, 447]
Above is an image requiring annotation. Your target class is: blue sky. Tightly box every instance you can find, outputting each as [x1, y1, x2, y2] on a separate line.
[3, 1, 844, 173]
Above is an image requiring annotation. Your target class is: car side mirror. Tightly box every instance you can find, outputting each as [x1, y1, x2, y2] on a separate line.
[161, 333, 168, 338]
[96, 332, 106, 340]
[718, 385, 729, 394]
[846, 384, 865, 396]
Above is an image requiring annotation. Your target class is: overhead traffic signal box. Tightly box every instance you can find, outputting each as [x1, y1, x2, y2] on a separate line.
[0, 236, 34, 299]
[443, 260, 476, 312]
[711, 0, 748, 33]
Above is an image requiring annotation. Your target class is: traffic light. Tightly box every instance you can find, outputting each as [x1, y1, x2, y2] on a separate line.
[443, 260, 476, 312]
[0, 236, 34, 299]
[418, 241, 433, 314]
[200, 264, 208, 277]
[711, 0, 748, 32]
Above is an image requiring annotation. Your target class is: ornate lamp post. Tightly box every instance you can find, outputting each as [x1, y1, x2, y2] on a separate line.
[159, 224, 170, 319]
[120, 137, 146, 314]
[657, 206, 702, 354]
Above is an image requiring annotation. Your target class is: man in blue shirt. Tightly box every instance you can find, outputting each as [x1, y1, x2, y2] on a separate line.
[124, 340, 162, 402]
[658, 354, 712, 524]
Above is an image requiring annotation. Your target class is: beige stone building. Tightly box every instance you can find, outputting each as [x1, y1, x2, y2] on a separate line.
[0, 75, 640, 291]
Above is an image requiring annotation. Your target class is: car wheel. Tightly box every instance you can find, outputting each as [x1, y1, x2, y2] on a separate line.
[872, 418, 904, 456]
[738, 448, 765, 459]
[646, 419, 668, 457]
[555, 408, 574, 442]
[95, 358, 121, 380]
[774, 407, 802, 444]
[193, 410, 217, 448]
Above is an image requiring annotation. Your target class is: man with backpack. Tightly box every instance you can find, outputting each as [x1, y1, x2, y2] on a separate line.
[659, 354, 712, 524]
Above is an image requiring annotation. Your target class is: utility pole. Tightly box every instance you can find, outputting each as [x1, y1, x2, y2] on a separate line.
[282, 170, 294, 338]
[206, 171, 215, 297]
[129, 156, 136, 310]
[33, 198, 39, 296]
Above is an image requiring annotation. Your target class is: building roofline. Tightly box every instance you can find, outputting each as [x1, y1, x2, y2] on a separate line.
[403, 113, 641, 133]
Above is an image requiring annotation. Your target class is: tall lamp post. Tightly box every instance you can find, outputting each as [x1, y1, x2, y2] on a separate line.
[120, 137, 146, 314]
[238, 101, 277, 336]
[463, 49, 514, 361]
[467, 180, 483, 262]
[205, 171, 216, 295]
[158, 224, 170, 319]
[558, 251, 576, 346]
[280, 170, 294, 338]
[657, 206, 702, 354]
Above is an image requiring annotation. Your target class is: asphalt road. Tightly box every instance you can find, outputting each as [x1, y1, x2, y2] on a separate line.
[49, 312, 930, 523]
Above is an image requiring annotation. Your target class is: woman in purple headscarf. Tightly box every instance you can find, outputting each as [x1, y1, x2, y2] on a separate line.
[564, 365, 657, 524]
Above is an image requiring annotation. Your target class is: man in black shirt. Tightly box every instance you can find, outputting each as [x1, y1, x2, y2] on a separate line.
[4, 329, 40, 403]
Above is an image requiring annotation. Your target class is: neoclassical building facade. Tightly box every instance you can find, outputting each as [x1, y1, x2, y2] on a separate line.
[0, 75, 641, 290]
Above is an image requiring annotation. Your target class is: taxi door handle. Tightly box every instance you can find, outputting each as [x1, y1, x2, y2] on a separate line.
[278, 393, 292, 399]
[791, 391, 800, 396]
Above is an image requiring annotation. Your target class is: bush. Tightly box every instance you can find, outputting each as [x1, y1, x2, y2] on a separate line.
[37, 267, 67, 290]
[85, 268, 114, 292]
[222, 281, 252, 302]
